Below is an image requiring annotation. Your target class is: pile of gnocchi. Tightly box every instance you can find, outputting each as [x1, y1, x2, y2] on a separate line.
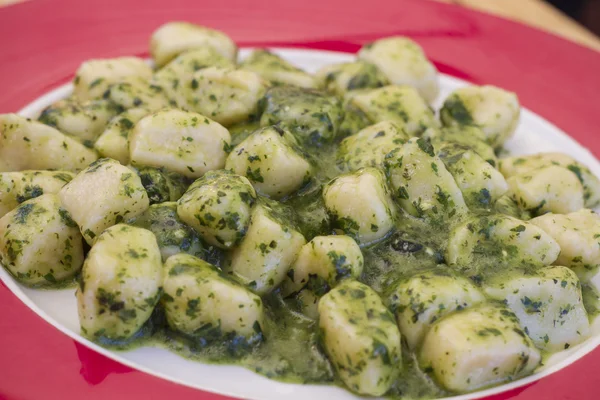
[2, 21, 600, 398]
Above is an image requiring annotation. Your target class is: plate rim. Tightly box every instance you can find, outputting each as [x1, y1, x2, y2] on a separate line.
[3, 46, 600, 400]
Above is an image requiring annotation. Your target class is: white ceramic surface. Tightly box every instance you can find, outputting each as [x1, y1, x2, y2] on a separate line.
[3, 48, 600, 400]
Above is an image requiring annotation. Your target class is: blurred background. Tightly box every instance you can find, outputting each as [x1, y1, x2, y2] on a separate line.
[549, 0, 600, 35]
[434, 0, 600, 50]
[0, 0, 599, 51]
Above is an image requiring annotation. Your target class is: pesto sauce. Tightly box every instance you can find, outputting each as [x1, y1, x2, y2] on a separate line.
[94, 141, 452, 399]
[30, 121, 568, 399]
[91, 131, 549, 400]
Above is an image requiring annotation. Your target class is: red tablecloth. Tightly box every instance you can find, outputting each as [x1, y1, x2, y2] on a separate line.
[1, 0, 600, 399]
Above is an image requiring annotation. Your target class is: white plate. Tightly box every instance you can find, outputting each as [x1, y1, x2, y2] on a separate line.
[3, 48, 600, 400]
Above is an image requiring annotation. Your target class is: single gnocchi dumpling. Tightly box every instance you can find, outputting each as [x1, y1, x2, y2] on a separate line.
[358, 37, 439, 103]
[225, 126, 312, 199]
[59, 158, 149, 244]
[0, 114, 98, 172]
[153, 48, 235, 103]
[499, 152, 600, 207]
[440, 85, 520, 148]
[385, 137, 467, 220]
[150, 22, 237, 68]
[530, 209, 600, 267]
[241, 49, 316, 88]
[315, 61, 389, 96]
[129, 109, 231, 178]
[103, 77, 171, 112]
[77, 224, 162, 340]
[507, 165, 584, 215]
[484, 266, 590, 351]
[129, 202, 204, 262]
[346, 85, 438, 137]
[281, 235, 364, 296]
[388, 268, 485, 350]
[319, 280, 401, 396]
[162, 253, 265, 341]
[39, 99, 121, 143]
[446, 215, 560, 267]
[419, 303, 540, 392]
[425, 125, 498, 168]
[177, 170, 256, 249]
[0, 194, 84, 286]
[178, 67, 267, 127]
[337, 121, 408, 171]
[73, 57, 152, 101]
[438, 143, 508, 209]
[95, 108, 150, 165]
[0, 170, 74, 217]
[323, 167, 396, 245]
[259, 86, 344, 146]
[224, 200, 306, 294]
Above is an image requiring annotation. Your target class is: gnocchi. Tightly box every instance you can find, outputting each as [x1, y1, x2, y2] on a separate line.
[4, 22, 600, 399]
[77, 224, 162, 340]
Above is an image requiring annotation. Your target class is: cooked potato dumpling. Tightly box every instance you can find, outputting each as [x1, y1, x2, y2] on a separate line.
[241, 49, 316, 88]
[59, 158, 149, 244]
[440, 85, 520, 148]
[319, 280, 401, 396]
[315, 61, 389, 96]
[0, 194, 84, 286]
[150, 22, 237, 68]
[224, 200, 306, 294]
[499, 152, 600, 207]
[153, 48, 235, 103]
[163, 253, 265, 340]
[358, 37, 439, 103]
[73, 57, 152, 101]
[282, 235, 363, 296]
[77, 224, 162, 340]
[7, 30, 600, 398]
[347, 85, 438, 136]
[95, 108, 150, 165]
[530, 209, 600, 267]
[507, 165, 584, 215]
[260, 86, 344, 145]
[178, 67, 267, 127]
[104, 77, 171, 112]
[485, 266, 590, 351]
[177, 170, 256, 249]
[438, 143, 508, 208]
[446, 215, 560, 267]
[39, 99, 121, 143]
[129, 109, 231, 178]
[0, 114, 98, 172]
[323, 167, 396, 245]
[0, 170, 73, 217]
[129, 202, 204, 262]
[225, 125, 312, 199]
[420, 303, 540, 392]
[386, 137, 467, 220]
[388, 268, 485, 349]
[337, 121, 408, 171]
